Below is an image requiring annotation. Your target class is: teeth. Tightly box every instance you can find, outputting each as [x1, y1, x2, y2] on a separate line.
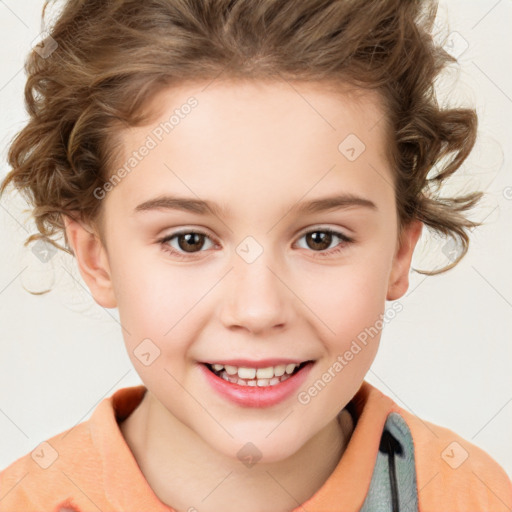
[220, 371, 293, 387]
[256, 367, 274, 379]
[285, 363, 297, 374]
[209, 361, 306, 387]
[225, 365, 238, 376]
[274, 365, 286, 377]
[238, 367, 257, 379]
[210, 362, 302, 380]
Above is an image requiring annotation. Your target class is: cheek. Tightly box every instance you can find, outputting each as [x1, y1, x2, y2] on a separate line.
[300, 269, 386, 414]
[109, 246, 187, 326]
[307, 259, 390, 335]
[110, 254, 212, 358]
[300, 259, 390, 399]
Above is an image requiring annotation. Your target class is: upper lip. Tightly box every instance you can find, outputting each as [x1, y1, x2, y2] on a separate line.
[202, 358, 313, 368]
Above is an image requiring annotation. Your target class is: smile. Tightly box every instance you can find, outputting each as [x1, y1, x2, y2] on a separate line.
[199, 360, 315, 407]
[205, 361, 310, 386]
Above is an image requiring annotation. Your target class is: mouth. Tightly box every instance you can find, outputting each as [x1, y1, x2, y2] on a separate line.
[202, 360, 314, 387]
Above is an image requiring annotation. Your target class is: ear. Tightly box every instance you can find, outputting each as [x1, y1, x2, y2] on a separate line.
[62, 214, 117, 309]
[386, 219, 423, 301]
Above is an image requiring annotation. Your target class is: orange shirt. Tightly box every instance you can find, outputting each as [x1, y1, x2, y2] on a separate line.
[0, 381, 510, 511]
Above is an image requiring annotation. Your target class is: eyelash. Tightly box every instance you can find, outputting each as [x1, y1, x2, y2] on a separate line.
[157, 227, 354, 260]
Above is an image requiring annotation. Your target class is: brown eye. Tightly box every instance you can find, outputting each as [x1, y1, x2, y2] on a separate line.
[305, 231, 334, 251]
[159, 230, 216, 258]
[296, 227, 354, 257]
[175, 232, 207, 253]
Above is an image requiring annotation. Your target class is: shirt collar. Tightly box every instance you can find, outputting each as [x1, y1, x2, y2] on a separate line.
[89, 381, 395, 512]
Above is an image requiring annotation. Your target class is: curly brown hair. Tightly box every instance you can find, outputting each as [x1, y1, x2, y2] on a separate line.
[0, 0, 483, 291]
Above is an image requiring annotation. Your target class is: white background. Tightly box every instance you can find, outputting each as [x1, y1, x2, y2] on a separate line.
[0, 0, 511, 483]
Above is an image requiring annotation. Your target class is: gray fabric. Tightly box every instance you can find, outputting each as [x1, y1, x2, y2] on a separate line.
[359, 412, 419, 512]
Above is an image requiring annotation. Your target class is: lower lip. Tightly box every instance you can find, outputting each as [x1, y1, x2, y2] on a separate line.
[199, 362, 314, 408]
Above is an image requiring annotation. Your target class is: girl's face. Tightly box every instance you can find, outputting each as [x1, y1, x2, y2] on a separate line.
[68, 79, 422, 462]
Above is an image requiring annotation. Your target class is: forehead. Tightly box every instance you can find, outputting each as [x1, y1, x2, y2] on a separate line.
[122, 77, 388, 154]
[139, 78, 387, 139]
[105, 79, 394, 222]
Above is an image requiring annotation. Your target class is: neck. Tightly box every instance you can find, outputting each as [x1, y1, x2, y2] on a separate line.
[120, 390, 354, 512]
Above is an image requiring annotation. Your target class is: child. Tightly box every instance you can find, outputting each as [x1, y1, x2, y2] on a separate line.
[0, 0, 510, 510]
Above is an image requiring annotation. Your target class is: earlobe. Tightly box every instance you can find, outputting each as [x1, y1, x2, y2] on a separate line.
[62, 214, 117, 309]
[386, 219, 423, 301]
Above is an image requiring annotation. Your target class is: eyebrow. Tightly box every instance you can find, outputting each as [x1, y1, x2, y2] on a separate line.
[133, 193, 378, 217]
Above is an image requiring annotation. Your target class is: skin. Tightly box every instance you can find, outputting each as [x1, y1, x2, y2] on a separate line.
[63, 78, 422, 512]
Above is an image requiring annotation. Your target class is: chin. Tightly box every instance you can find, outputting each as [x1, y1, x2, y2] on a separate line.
[210, 432, 305, 466]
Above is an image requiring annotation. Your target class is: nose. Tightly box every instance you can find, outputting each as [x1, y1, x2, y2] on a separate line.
[219, 250, 291, 335]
